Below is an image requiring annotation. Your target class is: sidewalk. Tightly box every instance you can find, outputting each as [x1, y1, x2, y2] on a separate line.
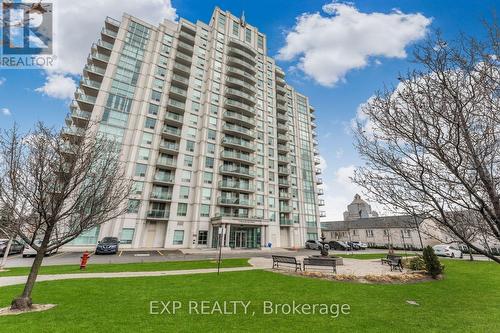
[0, 266, 257, 287]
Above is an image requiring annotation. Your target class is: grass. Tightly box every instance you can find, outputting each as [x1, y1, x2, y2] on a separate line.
[0, 260, 499, 332]
[335, 252, 411, 260]
[0, 258, 250, 277]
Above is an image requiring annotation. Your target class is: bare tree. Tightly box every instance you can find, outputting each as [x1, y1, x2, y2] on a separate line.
[352, 20, 500, 263]
[0, 123, 131, 310]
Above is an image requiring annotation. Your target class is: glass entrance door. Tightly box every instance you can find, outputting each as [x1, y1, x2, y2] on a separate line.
[235, 230, 247, 248]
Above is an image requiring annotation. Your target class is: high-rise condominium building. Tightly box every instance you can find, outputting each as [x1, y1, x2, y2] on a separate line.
[63, 7, 325, 249]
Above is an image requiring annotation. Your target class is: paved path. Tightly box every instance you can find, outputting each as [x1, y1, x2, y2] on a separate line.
[0, 266, 257, 287]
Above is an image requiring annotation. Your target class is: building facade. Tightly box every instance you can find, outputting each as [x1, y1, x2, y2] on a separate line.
[63, 8, 324, 249]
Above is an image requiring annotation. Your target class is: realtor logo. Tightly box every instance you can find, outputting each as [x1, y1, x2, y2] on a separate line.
[1, 1, 54, 68]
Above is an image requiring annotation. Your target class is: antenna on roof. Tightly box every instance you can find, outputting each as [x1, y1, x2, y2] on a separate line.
[240, 10, 246, 27]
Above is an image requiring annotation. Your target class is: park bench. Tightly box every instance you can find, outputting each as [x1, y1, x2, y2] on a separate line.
[272, 255, 302, 271]
[381, 255, 403, 272]
[303, 257, 337, 273]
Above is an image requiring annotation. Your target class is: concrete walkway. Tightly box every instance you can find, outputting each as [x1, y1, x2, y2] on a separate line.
[0, 266, 257, 287]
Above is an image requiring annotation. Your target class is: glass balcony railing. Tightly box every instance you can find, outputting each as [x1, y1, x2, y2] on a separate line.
[223, 111, 255, 126]
[280, 219, 293, 226]
[147, 210, 169, 219]
[221, 150, 255, 163]
[217, 197, 254, 206]
[221, 137, 254, 150]
[218, 180, 254, 191]
[157, 158, 177, 168]
[162, 126, 182, 137]
[219, 165, 255, 177]
[150, 192, 173, 201]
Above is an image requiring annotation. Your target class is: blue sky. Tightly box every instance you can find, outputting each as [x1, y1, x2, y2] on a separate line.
[0, 0, 497, 219]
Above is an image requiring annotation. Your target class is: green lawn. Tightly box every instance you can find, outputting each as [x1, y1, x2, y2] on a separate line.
[0, 260, 499, 332]
[336, 252, 411, 260]
[0, 258, 250, 277]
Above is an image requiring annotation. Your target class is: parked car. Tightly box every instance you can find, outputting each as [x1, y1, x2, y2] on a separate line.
[329, 241, 351, 251]
[22, 241, 59, 258]
[432, 244, 463, 258]
[305, 240, 329, 250]
[0, 239, 25, 256]
[95, 237, 120, 255]
[350, 241, 368, 250]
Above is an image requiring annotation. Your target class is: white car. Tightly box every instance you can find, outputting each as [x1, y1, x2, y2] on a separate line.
[432, 244, 463, 258]
[22, 241, 58, 258]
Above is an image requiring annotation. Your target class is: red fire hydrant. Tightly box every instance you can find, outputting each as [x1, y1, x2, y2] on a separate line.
[80, 251, 90, 270]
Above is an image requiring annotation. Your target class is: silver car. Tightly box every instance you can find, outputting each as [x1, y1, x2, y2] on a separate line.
[432, 244, 463, 258]
[305, 240, 329, 250]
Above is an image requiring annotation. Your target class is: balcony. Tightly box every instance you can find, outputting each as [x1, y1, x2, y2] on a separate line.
[277, 123, 288, 133]
[278, 167, 290, 175]
[101, 27, 117, 39]
[276, 85, 287, 95]
[227, 46, 257, 65]
[166, 99, 186, 113]
[219, 165, 255, 178]
[317, 188, 324, 195]
[227, 55, 257, 74]
[318, 199, 325, 206]
[62, 126, 85, 139]
[218, 180, 255, 192]
[320, 211, 327, 218]
[277, 103, 288, 115]
[277, 113, 288, 123]
[158, 142, 179, 154]
[90, 51, 110, 65]
[157, 157, 177, 169]
[278, 155, 289, 164]
[177, 41, 194, 55]
[277, 133, 289, 143]
[70, 108, 91, 126]
[96, 40, 114, 53]
[278, 179, 290, 187]
[226, 66, 256, 83]
[175, 51, 192, 66]
[313, 149, 319, 156]
[224, 99, 254, 116]
[280, 218, 293, 226]
[314, 157, 321, 165]
[169, 86, 188, 100]
[315, 168, 322, 174]
[172, 62, 191, 76]
[179, 30, 195, 44]
[147, 210, 169, 219]
[225, 76, 256, 93]
[280, 206, 293, 213]
[153, 175, 175, 186]
[223, 111, 255, 127]
[105, 17, 120, 30]
[150, 192, 173, 201]
[84, 64, 106, 77]
[171, 73, 190, 88]
[276, 95, 287, 105]
[316, 178, 323, 185]
[275, 67, 285, 78]
[277, 143, 289, 153]
[161, 126, 182, 139]
[221, 136, 255, 152]
[222, 123, 255, 140]
[225, 88, 256, 105]
[75, 90, 97, 107]
[228, 38, 257, 57]
[217, 197, 254, 207]
[164, 112, 183, 126]
[221, 150, 255, 164]
[311, 121, 317, 129]
[80, 77, 101, 92]
[276, 76, 286, 87]
[279, 192, 292, 200]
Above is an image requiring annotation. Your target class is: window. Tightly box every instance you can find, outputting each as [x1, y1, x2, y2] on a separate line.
[138, 148, 150, 161]
[141, 132, 153, 146]
[132, 181, 144, 195]
[181, 170, 191, 183]
[366, 230, 374, 237]
[257, 35, 263, 49]
[151, 90, 161, 102]
[135, 164, 147, 177]
[148, 103, 159, 115]
[205, 157, 214, 169]
[232, 21, 239, 36]
[127, 199, 140, 213]
[179, 186, 190, 199]
[184, 155, 193, 167]
[207, 129, 216, 140]
[383, 229, 389, 236]
[202, 188, 212, 201]
[187, 127, 197, 139]
[145, 118, 156, 130]
[198, 230, 208, 244]
[200, 205, 210, 218]
[120, 228, 135, 244]
[209, 116, 217, 127]
[207, 143, 215, 155]
[173, 230, 184, 245]
[401, 229, 411, 238]
[245, 28, 252, 42]
[203, 172, 213, 184]
[177, 203, 188, 217]
[186, 140, 195, 152]
[352, 229, 358, 236]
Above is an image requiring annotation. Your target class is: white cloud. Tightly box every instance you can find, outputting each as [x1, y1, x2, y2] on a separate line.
[35, 74, 77, 100]
[36, 0, 177, 99]
[278, 1, 432, 86]
[1, 108, 12, 116]
[0, 77, 5, 86]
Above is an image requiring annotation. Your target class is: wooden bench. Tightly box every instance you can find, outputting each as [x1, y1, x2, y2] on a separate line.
[272, 255, 302, 271]
[303, 257, 337, 273]
[381, 255, 403, 272]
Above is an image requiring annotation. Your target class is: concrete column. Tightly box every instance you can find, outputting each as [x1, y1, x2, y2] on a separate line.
[225, 224, 231, 247]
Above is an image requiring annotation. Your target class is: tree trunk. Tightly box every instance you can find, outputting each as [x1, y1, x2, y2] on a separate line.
[0, 236, 14, 270]
[10, 228, 52, 311]
[467, 246, 474, 261]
